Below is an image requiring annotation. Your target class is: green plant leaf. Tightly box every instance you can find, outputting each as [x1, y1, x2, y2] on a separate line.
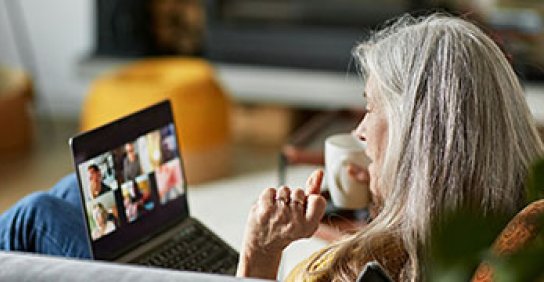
[427, 158, 544, 280]
[427, 210, 507, 281]
[491, 243, 544, 282]
[526, 158, 544, 203]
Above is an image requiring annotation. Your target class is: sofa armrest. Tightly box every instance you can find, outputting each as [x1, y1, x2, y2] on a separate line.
[0, 251, 270, 282]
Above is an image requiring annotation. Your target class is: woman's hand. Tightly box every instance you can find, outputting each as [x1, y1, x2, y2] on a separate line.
[236, 169, 327, 279]
[347, 163, 382, 219]
[347, 163, 370, 184]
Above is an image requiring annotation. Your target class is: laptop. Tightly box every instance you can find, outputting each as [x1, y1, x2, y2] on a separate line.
[69, 100, 239, 275]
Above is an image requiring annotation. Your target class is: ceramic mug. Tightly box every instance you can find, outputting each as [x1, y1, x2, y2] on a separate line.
[325, 133, 371, 209]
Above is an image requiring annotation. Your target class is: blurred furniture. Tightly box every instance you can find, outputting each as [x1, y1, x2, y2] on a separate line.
[0, 251, 268, 282]
[472, 198, 544, 282]
[204, 0, 431, 71]
[0, 66, 33, 155]
[81, 58, 231, 184]
[231, 104, 297, 147]
[94, 0, 204, 57]
[213, 64, 365, 111]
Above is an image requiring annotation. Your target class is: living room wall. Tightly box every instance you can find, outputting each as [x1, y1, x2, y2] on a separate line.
[0, 0, 93, 118]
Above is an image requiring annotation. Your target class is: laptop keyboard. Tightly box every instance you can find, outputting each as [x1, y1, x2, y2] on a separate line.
[136, 223, 239, 274]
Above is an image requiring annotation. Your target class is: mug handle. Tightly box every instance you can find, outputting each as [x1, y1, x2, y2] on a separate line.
[332, 156, 351, 197]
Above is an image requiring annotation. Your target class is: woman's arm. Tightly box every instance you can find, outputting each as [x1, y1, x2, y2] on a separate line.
[236, 170, 327, 279]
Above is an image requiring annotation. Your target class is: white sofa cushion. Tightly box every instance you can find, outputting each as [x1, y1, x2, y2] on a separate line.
[0, 251, 270, 282]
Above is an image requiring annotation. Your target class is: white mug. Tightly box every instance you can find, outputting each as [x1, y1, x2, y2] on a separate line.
[325, 133, 371, 210]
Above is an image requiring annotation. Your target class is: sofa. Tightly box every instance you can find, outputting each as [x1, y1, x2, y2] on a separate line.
[1, 199, 543, 281]
[0, 251, 268, 282]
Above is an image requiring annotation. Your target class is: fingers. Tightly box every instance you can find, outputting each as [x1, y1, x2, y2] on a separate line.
[305, 169, 324, 195]
[347, 163, 370, 183]
[258, 188, 277, 213]
[276, 186, 291, 205]
[249, 185, 325, 247]
[277, 187, 306, 213]
[290, 188, 306, 209]
[257, 184, 325, 219]
[259, 187, 276, 204]
[305, 194, 327, 224]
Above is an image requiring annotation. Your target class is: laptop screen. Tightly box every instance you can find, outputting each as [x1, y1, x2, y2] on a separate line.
[70, 100, 190, 260]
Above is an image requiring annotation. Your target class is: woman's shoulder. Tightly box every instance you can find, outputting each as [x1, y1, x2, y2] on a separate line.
[105, 221, 116, 234]
[368, 235, 408, 280]
[285, 235, 408, 281]
[285, 248, 335, 282]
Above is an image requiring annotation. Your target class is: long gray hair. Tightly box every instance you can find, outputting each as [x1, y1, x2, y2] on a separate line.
[305, 14, 544, 281]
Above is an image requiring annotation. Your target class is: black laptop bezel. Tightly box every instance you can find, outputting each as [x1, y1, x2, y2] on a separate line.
[69, 100, 190, 260]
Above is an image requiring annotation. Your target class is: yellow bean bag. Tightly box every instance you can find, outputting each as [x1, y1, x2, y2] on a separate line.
[81, 58, 231, 184]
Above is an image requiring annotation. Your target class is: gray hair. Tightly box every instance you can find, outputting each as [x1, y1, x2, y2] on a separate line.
[307, 14, 544, 281]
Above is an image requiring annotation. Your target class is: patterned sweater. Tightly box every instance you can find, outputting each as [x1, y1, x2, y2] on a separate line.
[285, 236, 408, 281]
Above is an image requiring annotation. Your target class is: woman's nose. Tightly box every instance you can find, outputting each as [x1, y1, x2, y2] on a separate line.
[352, 121, 366, 141]
[351, 129, 365, 140]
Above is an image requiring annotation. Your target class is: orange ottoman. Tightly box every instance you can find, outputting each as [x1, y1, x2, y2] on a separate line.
[81, 58, 231, 184]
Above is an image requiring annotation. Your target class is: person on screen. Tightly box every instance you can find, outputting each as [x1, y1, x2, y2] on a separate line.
[88, 164, 112, 199]
[146, 131, 163, 170]
[159, 126, 177, 164]
[91, 203, 116, 240]
[123, 193, 139, 222]
[155, 159, 183, 204]
[123, 143, 142, 182]
[123, 180, 145, 222]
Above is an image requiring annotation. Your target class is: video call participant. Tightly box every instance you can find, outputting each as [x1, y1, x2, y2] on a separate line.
[123, 192, 140, 222]
[123, 143, 142, 182]
[123, 181, 146, 222]
[88, 164, 112, 199]
[155, 159, 183, 204]
[88, 164, 127, 227]
[91, 202, 117, 240]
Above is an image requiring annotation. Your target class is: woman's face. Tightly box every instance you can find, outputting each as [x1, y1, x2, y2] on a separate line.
[95, 211, 106, 227]
[353, 76, 388, 202]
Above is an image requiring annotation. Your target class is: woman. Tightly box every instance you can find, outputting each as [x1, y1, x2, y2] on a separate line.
[91, 203, 116, 240]
[237, 14, 544, 281]
[0, 13, 542, 280]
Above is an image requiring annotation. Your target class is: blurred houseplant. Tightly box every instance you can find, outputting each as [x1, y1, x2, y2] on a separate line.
[427, 158, 544, 282]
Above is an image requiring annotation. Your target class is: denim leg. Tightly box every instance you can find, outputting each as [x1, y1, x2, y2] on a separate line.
[0, 192, 91, 259]
[47, 173, 83, 209]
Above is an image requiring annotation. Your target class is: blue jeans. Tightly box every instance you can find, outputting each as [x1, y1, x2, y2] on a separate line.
[0, 174, 91, 258]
